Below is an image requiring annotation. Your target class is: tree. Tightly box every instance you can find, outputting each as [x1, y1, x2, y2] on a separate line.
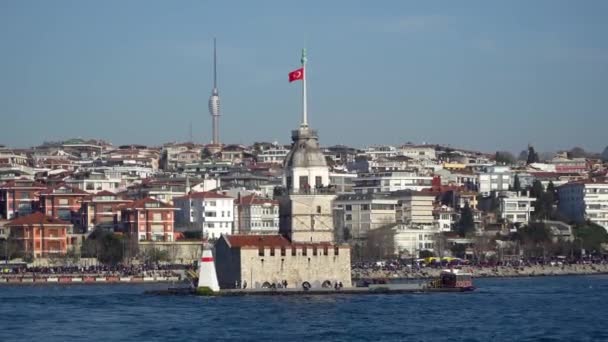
[495, 151, 516, 165]
[530, 180, 544, 199]
[82, 229, 125, 265]
[546, 181, 557, 203]
[534, 191, 555, 220]
[450, 244, 467, 259]
[0, 235, 19, 262]
[513, 174, 521, 192]
[518, 150, 528, 161]
[526, 145, 539, 164]
[471, 235, 495, 262]
[601, 146, 608, 162]
[568, 147, 587, 158]
[517, 222, 553, 258]
[419, 250, 435, 259]
[573, 222, 608, 254]
[140, 248, 169, 265]
[457, 203, 475, 237]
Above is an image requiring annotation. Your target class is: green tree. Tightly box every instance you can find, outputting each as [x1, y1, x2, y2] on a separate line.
[457, 203, 475, 237]
[450, 244, 467, 259]
[530, 180, 544, 199]
[513, 174, 521, 192]
[82, 229, 125, 265]
[574, 222, 608, 254]
[601, 146, 608, 162]
[140, 248, 169, 265]
[546, 181, 557, 203]
[526, 145, 539, 164]
[534, 191, 555, 220]
[495, 151, 516, 165]
[518, 222, 553, 258]
[419, 250, 435, 259]
[568, 147, 587, 158]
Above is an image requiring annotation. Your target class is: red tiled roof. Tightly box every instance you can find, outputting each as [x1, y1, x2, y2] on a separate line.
[0, 180, 47, 190]
[224, 235, 335, 248]
[225, 235, 291, 248]
[120, 197, 174, 210]
[39, 184, 89, 195]
[94, 190, 117, 196]
[7, 212, 70, 226]
[174, 191, 233, 201]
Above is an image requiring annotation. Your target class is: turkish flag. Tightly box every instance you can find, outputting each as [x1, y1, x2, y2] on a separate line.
[289, 68, 304, 82]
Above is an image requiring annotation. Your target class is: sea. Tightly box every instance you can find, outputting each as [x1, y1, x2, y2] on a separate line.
[1, 275, 607, 342]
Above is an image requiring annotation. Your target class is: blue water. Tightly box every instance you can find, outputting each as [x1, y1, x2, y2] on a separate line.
[1, 276, 607, 341]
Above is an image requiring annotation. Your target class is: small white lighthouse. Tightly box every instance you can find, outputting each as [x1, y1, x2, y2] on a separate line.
[197, 245, 220, 292]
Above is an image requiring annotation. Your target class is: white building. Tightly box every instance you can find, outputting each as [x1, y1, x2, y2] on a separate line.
[360, 145, 398, 161]
[329, 171, 357, 194]
[434, 206, 456, 232]
[478, 166, 512, 195]
[235, 194, 279, 235]
[398, 144, 436, 160]
[334, 194, 398, 241]
[391, 190, 435, 228]
[65, 172, 124, 194]
[498, 192, 535, 224]
[258, 145, 290, 164]
[173, 191, 235, 239]
[558, 180, 608, 231]
[353, 171, 433, 194]
[366, 223, 440, 258]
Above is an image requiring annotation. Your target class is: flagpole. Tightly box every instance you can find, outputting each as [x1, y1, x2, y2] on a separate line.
[301, 48, 308, 127]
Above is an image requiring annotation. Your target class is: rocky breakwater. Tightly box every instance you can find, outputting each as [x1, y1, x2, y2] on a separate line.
[352, 263, 608, 281]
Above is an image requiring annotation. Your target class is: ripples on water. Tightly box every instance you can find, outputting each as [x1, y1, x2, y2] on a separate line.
[1, 276, 607, 342]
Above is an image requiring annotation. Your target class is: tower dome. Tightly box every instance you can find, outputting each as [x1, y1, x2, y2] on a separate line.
[284, 127, 327, 169]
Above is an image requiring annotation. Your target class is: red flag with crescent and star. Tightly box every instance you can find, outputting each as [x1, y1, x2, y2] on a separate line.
[289, 68, 304, 82]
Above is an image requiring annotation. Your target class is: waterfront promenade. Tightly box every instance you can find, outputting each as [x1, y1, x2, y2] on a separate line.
[0, 264, 187, 285]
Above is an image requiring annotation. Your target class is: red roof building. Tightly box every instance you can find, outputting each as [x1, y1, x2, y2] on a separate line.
[120, 197, 176, 242]
[39, 184, 89, 224]
[235, 194, 279, 235]
[0, 179, 47, 219]
[81, 191, 132, 232]
[6, 212, 72, 258]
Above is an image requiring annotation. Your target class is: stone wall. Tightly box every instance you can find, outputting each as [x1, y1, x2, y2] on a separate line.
[238, 245, 352, 289]
[138, 241, 202, 264]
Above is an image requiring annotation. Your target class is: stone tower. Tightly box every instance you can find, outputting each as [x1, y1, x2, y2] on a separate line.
[278, 49, 336, 243]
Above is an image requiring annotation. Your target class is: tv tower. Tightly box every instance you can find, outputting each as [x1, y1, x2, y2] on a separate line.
[208, 38, 221, 145]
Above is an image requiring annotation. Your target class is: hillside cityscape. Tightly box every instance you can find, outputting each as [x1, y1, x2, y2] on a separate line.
[1, 135, 607, 268]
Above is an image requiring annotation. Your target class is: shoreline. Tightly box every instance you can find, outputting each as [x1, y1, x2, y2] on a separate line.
[0, 275, 184, 285]
[353, 264, 608, 282]
[2, 266, 608, 286]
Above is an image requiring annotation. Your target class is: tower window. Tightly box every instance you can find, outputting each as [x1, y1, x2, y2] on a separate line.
[315, 176, 322, 187]
[299, 176, 309, 190]
[316, 206, 321, 214]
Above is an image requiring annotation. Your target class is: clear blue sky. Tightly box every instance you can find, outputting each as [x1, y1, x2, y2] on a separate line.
[1, 0, 607, 153]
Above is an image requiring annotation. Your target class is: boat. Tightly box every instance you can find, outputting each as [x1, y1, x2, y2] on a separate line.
[426, 269, 475, 292]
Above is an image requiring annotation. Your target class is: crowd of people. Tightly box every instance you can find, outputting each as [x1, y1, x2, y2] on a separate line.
[0, 263, 186, 277]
